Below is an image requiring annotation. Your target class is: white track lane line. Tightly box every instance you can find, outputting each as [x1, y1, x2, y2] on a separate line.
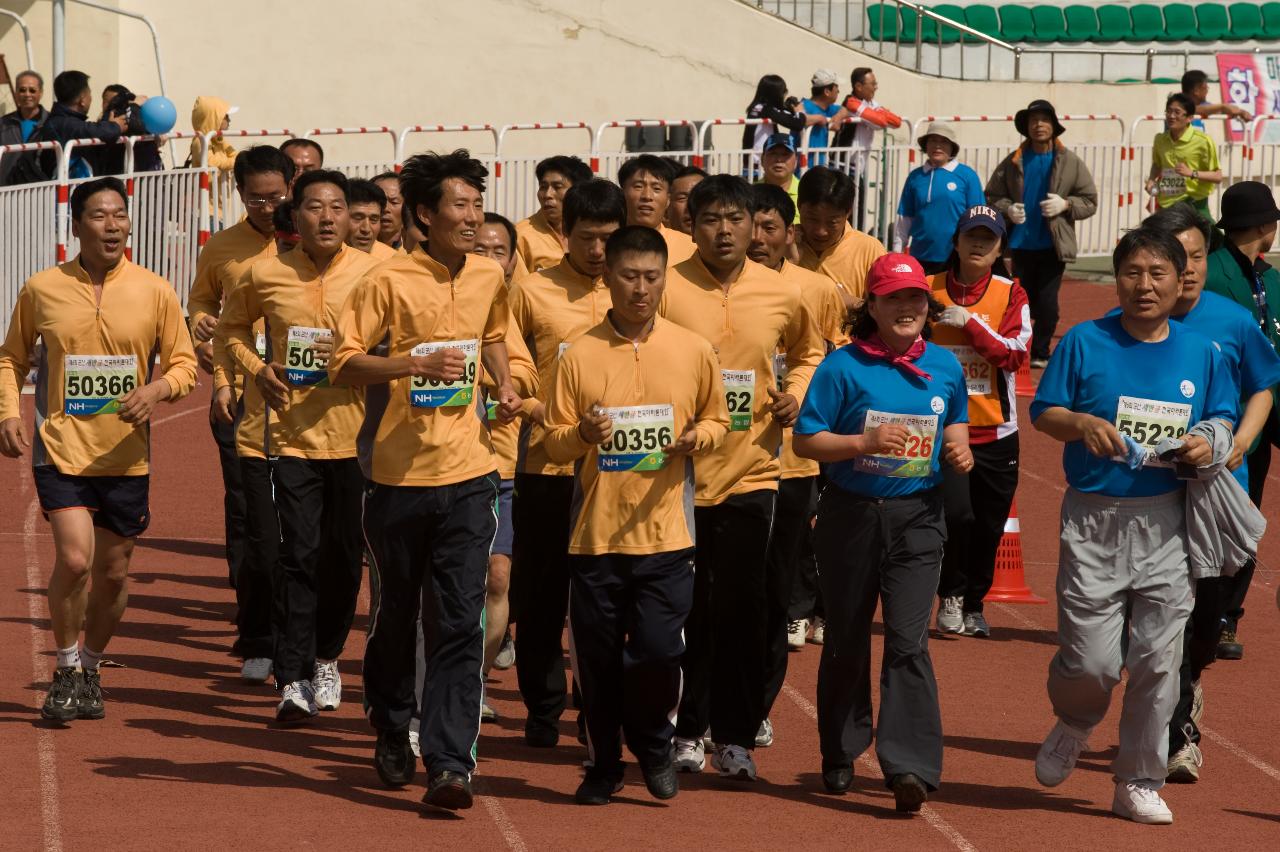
[23, 494, 64, 852]
[781, 684, 978, 852]
[150, 406, 203, 428]
[478, 795, 528, 851]
[1200, 727, 1280, 782]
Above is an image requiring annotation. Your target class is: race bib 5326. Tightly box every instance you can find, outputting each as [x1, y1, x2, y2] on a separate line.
[721, 369, 755, 432]
[63, 355, 138, 415]
[598, 405, 675, 472]
[285, 326, 332, 387]
[410, 339, 479, 408]
[855, 409, 939, 478]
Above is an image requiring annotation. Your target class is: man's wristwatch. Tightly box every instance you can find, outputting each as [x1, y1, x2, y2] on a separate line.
[1192, 170, 1199, 180]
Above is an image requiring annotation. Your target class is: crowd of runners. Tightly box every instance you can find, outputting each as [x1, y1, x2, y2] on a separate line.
[1, 67, 1276, 826]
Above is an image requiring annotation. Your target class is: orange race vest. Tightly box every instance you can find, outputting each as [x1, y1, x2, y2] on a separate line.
[929, 272, 1014, 428]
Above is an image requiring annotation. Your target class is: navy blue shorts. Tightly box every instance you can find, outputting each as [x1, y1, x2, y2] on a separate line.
[492, 477, 515, 557]
[33, 465, 151, 539]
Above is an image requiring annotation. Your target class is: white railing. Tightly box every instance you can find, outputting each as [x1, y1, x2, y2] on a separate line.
[8, 113, 1280, 313]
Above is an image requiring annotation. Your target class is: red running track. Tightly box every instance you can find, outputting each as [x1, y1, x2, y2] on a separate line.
[2, 279, 1278, 850]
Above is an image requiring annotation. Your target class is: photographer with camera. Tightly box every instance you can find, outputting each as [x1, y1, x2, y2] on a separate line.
[97, 84, 163, 175]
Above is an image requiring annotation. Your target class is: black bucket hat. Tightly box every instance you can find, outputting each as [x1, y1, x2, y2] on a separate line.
[1216, 181, 1280, 232]
[1014, 99, 1066, 138]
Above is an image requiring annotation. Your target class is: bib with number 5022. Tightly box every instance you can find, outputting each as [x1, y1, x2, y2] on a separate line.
[285, 326, 333, 387]
[598, 405, 675, 472]
[721, 369, 755, 432]
[855, 410, 939, 478]
[63, 354, 138, 415]
[409, 339, 479, 408]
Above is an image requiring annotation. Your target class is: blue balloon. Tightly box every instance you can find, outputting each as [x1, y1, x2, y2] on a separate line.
[139, 96, 177, 135]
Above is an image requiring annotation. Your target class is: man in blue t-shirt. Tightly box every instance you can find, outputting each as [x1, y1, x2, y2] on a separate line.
[1029, 226, 1236, 826]
[1130, 204, 1280, 786]
[798, 68, 846, 169]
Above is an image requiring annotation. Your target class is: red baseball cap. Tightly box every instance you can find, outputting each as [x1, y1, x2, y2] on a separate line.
[866, 253, 928, 296]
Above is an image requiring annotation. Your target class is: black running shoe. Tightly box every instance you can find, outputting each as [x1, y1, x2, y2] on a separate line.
[641, 761, 679, 800]
[77, 670, 105, 720]
[822, 763, 854, 794]
[574, 772, 623, 805]
[41, 666, 81, 722]
[423, 770, 473, 810]
[374, 728, 416, 788]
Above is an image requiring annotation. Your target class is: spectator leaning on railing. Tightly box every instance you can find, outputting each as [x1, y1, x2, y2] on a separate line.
[985, 99, 1097, 369]
[0, 70, 49, 184]
[5, 70, 127, 185]
[1181, 69, 1252, 130]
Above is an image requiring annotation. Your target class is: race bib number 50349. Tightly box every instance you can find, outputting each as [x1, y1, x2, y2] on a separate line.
[409, 339, 479, 408]
[64, 355, 138, 415]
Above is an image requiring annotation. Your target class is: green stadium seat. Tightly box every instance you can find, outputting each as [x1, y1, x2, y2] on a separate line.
[866, 5, 900, 41]
[933, 4, 967, 44]
[1129, 4, 1167, 40]
[899, 7, 940, 42]
[1265, 2, 1280, 38]
[1162, 4, 1198, 41]
[1063, 5, 1100, 42]
[1229, 2, 1265, 39]
[1031, 6, 1067, 42]
[1095, 5, 1133, 41]
[964, 4, 1003, 40]
[1194, 3, 1232, 40]
[998, 4, 1036, 41]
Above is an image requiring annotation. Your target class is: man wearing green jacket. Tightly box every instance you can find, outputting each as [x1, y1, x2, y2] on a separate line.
[1204, 180, 1280, 660]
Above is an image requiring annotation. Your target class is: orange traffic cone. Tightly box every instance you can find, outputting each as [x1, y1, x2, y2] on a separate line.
[984, 498, 1047, 604]
[1015, 357, 1036, 398]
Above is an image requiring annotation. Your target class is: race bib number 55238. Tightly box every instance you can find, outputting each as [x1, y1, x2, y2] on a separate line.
[598, 405, 675, 472]
[64, 355, 138, 415]
[1115, 396, 1190, 449]
[409, 339, 479, 408]
[854, 409, 939, 478]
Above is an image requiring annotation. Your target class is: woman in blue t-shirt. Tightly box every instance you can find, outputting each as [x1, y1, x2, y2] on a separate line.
[794, 252, 971, 815]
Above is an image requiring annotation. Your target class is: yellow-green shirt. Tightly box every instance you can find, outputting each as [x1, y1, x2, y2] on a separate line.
[1152, 127, 1220, 206]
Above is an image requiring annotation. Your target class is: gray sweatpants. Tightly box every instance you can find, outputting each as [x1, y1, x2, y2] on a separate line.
[1048, 487, 1192, 787]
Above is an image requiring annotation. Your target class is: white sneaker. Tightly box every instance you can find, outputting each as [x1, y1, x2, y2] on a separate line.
[809, 617, 826, 645]
[787, 619, 809, 650]
[755, 718, 774, 748]
[408, 729, 421, 758]
[494, 632, 516, 670]
[276, 680, 318, 722]
[241, 657, 272, 683]
[1112, 780, 1173, 824]
[673, 737, 705, 773]
[312, 659, 342, 711]
[937, 596, 964, 634]
[1035, 720, 1089, 787]
[712, 744, 757, 781]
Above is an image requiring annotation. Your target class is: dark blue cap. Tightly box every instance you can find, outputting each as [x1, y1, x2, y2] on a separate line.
[763, 132, 797, 153]
[956, 204, 1006, 238]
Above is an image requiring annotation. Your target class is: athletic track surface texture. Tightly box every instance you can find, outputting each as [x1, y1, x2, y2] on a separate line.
[2, 279, 1278, 851]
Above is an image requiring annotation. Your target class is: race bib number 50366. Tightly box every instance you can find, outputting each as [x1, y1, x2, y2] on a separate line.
[64, 355, 138, 415]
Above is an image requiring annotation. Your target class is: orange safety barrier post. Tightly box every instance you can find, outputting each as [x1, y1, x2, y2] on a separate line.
[984, 498, 1046, 604]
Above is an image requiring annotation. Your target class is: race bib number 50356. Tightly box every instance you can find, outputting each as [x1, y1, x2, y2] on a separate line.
[64, 355, 138, 415]
[410, 339, 479, 408]
[598, 405, 675, 472]
[285, 326, 333, 387]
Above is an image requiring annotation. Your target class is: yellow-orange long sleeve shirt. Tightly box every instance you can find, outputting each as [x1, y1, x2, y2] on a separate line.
[659, 224, 697, 266]
[218, 244, 378, 459]
[331, 249, 508, 487]
[796, 225, 886, 304]
[509, 257, 612, 477]
[514, 210, 565, 280]
[544, 315, 729, 555]
[483, 313, 539, 479]
[775, 259, 849, 479]
[661, 255, 824, 506]
[0, 257, 197, 476]
[187, 219, 276, 331]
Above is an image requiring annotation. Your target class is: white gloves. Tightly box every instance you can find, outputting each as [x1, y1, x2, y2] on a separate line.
[1040, 193, 1068, 219]
[1008, 203, 1027, 225]
[936, 305, 971, 328]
